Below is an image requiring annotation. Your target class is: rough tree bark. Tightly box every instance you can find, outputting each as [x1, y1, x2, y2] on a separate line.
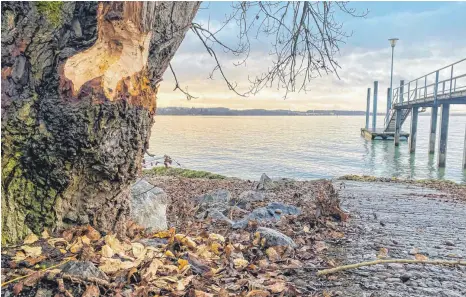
[1, 1, 200, 244]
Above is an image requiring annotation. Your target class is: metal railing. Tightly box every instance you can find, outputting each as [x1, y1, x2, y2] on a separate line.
[384, 58, 466, 128]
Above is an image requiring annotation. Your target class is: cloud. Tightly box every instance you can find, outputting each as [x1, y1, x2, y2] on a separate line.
[157, 3, 466, 112]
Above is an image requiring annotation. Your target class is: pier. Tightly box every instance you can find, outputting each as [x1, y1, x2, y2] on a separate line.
[362, 58, 466, 168]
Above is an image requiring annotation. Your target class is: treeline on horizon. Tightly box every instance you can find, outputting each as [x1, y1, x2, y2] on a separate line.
[156, 107, 385, 116]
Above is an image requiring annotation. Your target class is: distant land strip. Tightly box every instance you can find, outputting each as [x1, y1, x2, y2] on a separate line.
[157, 107, 381, 116]
[157, 107, 466, 116]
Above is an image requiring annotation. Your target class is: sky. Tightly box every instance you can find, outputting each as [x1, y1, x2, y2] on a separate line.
[157, 1, 466, 112]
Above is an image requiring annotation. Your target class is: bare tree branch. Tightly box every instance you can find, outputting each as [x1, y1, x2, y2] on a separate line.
[169, 63, 197, 100]
[189, 1, 368, 98]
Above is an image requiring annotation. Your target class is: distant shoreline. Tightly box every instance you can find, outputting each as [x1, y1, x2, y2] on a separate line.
[156, 107, 382, 116]
[156, 107, 465, 116]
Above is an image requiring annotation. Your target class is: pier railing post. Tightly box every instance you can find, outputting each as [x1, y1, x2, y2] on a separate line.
[372, 81, 378, 131]
[409, 107, 419, 153]
[438, 104, 450, 167]
[366, 88, 371, 129]
[386, 88, 391, 128]
[394, 80, 404, 146]
[429, 106, 438, 154]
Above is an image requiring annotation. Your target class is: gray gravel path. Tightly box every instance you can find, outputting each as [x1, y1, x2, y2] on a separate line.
[316, 181, 466, 297]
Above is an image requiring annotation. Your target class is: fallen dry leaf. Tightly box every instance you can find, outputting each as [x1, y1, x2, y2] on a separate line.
[267, 281, 286, 293]
[315, 241, 327, 253]
[178, 259, 189, 271]
[47, 238, 68, 248]
[99, 258, 134, 274]
[233, 258, 249, 269]
[82, 284, 100, 297]
[194, 290, 214, 297]
[175, 234, 197, 249]
[131, 242, 145, 258]
[246, 290, 270, 297]
[41, 229, 50, 239]
[415, 253, 429, 261]
[218, 288, 229, 297]
[23, 271, 44, 287]
[13, 282, 23, 295]
[23, 234, 39, 245]
[69, 238, 83, 254]
[377, 247, 389, 259]
[143, 259, 163, 281]
[101, 245, 114, 258]
[208, 233, 225, 242]
[21, 246, 42, 258]
[81, 235, 91, 245]
[265, 247, 280, 262]
[86, 225, 101, 241]
[104, 235, 124, 254]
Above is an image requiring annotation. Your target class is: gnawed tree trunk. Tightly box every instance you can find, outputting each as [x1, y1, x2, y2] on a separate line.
[1, 1, 200, 244]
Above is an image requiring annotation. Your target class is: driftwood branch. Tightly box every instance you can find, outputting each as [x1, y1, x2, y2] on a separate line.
[317, 259, 466, 276]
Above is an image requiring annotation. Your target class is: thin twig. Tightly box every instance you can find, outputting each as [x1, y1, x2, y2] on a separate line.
[1, 258, 73, 287]
[317, 259, 466, 276]
[169, 63, 197, 100]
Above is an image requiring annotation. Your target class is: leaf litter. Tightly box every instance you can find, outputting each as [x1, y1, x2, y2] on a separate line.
[1, 177, 351, 296]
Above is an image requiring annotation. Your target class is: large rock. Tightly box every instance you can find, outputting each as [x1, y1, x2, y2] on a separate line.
[197, 209, 234, 226]
[230, 190, 266, 210]
[256, 173, 276, 191]
[195, 189, 231, 213]
[256, 227, 296, 248]
[130, 179, 169, 232]
[62, 261, 108, 280]
[232, 202, 301, 229]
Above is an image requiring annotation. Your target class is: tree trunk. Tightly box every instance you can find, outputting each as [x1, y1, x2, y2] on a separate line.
[1, 1, 200, 244]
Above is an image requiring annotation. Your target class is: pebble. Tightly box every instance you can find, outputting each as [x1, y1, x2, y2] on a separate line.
[444, 240, 455, 246]
[400, 273, 411, 283]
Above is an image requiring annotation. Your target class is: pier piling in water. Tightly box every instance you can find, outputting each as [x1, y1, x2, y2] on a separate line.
[394, 80, 404, 146]
[429, 106, 438, 154]
[409, 107, 419, 153]
[372, 81, 378, 131]
[463, 125, 466, 169]
[394, 110, 402, 146]
[366, 88, 371, 129]
[438, 104, 450, 167]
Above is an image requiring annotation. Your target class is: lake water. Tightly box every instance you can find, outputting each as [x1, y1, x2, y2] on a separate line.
[148, 116, 466, 183]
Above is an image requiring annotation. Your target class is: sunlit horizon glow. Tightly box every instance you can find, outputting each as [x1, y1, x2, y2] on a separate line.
[157, 2, 466, 112]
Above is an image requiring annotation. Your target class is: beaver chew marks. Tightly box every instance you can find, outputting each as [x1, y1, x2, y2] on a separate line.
[64, 5, 151, 100]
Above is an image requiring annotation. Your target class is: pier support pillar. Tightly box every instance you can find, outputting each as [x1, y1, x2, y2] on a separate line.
[429, 106, 438, 154]
[438, 104, 450, 167]
[372, 81, 378, 131]
[365, 88, 371, 129]
[409, 107, 419, 153]
[463, 125, 466, 170]
[394, 109, 402, 146]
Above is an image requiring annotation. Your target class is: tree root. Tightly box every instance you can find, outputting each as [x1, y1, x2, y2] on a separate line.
[317, 259, 466, 276]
